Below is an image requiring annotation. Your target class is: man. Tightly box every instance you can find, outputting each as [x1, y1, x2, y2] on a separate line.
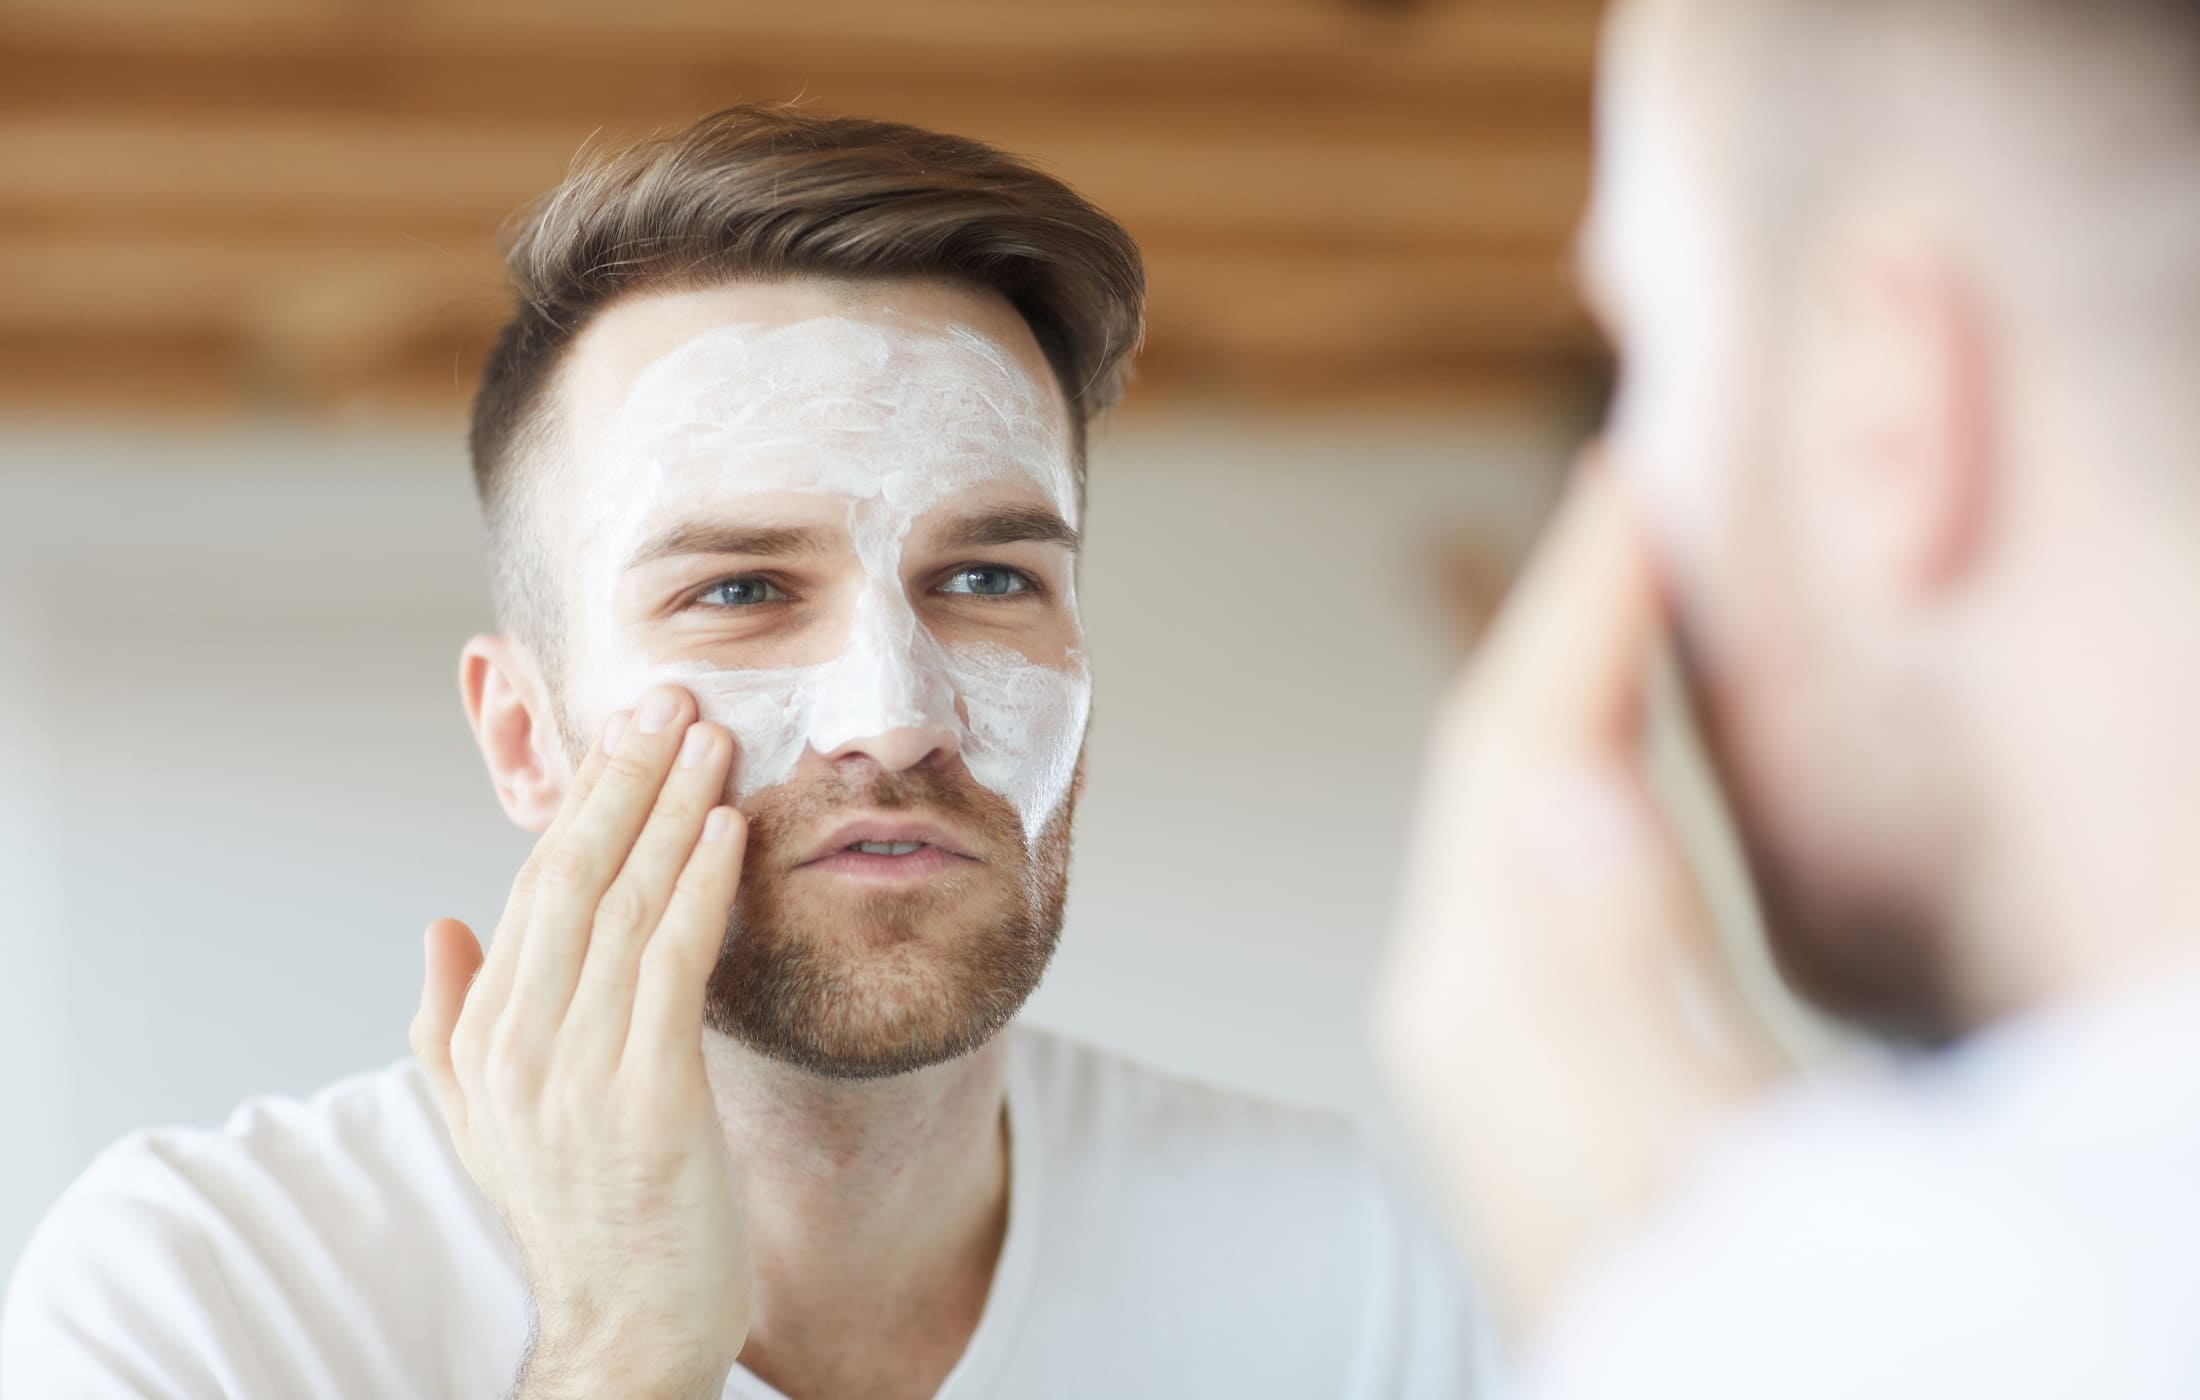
[1378, 1, 2200, 1396]
[2, 107, 1481, 1398]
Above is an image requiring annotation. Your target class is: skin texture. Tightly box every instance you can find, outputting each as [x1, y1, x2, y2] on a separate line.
[1377, 0, 2200, 1346]
[425, 279, 1088, 1398]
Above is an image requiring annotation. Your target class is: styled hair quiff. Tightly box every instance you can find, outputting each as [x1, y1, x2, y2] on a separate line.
[467, 103, 1146, 677]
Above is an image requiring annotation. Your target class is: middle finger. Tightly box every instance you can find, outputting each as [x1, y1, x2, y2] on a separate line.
[500, 685, 698, 1044]
[562, 719, 734, 1067]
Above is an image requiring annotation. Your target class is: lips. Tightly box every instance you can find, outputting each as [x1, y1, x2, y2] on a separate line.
[795, 816, 981, 868]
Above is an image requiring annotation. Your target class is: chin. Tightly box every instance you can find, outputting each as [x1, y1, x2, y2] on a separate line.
[706, 934, 1049, 1081]
[699, 841, 1068, 1080]
[1716, 726, 1968, 1046]
[1678, 621, 1969, 1045]
[1755, 858, 1967, 1047]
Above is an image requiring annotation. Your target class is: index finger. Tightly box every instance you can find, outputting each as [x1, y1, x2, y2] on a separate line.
[624, 803, 748, 1071]
[1471, 453, 1668, 753]
[533, 706, 635, 852]
[465, 702, 637, 1027]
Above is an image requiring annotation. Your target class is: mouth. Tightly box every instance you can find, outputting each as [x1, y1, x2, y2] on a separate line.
[793, 816, 983, 884]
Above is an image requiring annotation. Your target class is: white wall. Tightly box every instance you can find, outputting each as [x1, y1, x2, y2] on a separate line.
[0, 416, 1566, 1274]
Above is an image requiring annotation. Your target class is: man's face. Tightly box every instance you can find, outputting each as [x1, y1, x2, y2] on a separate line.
[1586, 2, 1957, 1036]
[547, 279, 1087, 1078]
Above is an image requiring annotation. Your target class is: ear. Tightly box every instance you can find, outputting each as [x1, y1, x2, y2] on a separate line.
[1805, 215, 1996, 604]
[459, 634, 571, 834]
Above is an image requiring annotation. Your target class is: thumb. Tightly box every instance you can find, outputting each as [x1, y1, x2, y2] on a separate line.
[410, 918, 484, 1118]
[1477, 455, 1665, 754]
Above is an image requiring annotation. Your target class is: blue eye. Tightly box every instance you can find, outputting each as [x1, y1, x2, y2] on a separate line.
[698, 576, 788, 609]
[941, 566, 1031, 598]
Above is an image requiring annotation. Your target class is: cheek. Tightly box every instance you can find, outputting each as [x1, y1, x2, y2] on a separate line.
[948, 646, 1092, 845]
[555, 625, 621, 754]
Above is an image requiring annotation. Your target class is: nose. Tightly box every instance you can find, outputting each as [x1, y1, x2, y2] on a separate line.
[805, 574, 965, 774]
[819, 720, 961, 774]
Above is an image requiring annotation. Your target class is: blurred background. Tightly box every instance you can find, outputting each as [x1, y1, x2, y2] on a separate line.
[0, 0, 1617, 1271]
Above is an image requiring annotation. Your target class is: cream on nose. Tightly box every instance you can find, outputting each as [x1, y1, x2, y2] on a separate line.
[803, 577, 962, 770]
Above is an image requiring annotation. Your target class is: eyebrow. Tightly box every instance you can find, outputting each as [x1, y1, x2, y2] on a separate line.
[932, 504, 1082, 554]
[624, 521, 832, 572]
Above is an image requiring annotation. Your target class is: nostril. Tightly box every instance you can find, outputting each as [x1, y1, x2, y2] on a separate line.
[821, 724, 961, 774]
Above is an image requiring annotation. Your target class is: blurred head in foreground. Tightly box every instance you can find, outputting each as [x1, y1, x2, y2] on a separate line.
[456, 106, 1143, 1079]
[1585, 0, 2200, 1041]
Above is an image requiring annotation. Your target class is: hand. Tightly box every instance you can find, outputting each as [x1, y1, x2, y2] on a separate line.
[409, 686, 751, 1400]
[1372, 461, 1785, 1339]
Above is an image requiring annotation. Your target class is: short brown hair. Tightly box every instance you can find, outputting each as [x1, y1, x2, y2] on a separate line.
[467, 103, 1146, 676]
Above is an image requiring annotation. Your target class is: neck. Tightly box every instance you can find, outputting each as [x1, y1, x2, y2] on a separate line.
[1953, 491, 2200, 1027]
[701, 1031, 1013, 1391]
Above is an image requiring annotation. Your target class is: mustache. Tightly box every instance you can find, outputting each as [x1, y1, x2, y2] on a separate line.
[740, 761, 1022, 859]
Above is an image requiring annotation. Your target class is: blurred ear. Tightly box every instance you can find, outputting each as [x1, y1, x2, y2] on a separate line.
[1804, 214, 1996, 605]
[459, 634, 569, 834]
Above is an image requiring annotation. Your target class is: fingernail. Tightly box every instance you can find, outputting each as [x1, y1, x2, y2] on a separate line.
[637, 688, 679, 735]
[703, 807, 733, 842]
[603, 711, 631, 755]
[678, 724, 713, 769]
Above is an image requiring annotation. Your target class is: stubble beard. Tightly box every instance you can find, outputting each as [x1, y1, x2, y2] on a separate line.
[1673, 624, 1963, 1046]
[700, 759, 1075, 1081]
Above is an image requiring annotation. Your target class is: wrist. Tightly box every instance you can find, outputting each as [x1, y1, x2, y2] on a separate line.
[514, 1319, 736, 1400]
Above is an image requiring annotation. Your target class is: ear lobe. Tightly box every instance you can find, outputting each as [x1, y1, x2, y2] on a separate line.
[459, 634, 568, 834]
[1821, 222, 1996, 600]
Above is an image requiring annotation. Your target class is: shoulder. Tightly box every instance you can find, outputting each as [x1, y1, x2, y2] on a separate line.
[1008, 1023, 1372, 1190]
[1005, 1026, 1489, 1395]
[2, 1060, 520, 1396]
[59, 1057, 469, 1249]
[10, 1057, 449, 1273]
[1007, 1026, 1464, 1267]
[1524, 1069, 2170, 1400]
[2, 1123, 238, 1396]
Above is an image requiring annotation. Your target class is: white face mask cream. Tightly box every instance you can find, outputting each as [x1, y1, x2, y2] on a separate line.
[572, 313, 1091, 845]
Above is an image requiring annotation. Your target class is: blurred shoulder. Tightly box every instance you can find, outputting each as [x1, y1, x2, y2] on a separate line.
[1523, 987, 2200, 1400]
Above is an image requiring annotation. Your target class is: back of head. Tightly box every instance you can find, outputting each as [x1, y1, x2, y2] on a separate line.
[1668, 0, 2200, 353]
[1595, 0, 2200, 1037]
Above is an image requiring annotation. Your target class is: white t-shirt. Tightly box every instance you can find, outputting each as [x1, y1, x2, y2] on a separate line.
[3, 1025, 1488, 1399]
[1520, 966, 2200, 1400]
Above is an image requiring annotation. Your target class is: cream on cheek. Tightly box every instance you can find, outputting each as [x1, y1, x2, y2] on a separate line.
[572, 316, 1091, 845]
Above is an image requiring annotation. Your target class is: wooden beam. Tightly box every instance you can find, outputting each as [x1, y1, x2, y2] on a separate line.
[0, 328, 1607, 422]
[0, 112, 1587, 249]
[0, 228, 1595, 366]
[0, 0, 1606, 422]
[0, 36, 1593, 125]
[0, 0, 1604, 94]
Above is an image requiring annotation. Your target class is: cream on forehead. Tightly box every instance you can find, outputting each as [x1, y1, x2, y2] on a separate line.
[598, 314, 1079, 530]
[574, 313, 1091, 845]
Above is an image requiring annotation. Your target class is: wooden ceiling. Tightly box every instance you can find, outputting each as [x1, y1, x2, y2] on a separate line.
[0, 0, 1610, 422]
